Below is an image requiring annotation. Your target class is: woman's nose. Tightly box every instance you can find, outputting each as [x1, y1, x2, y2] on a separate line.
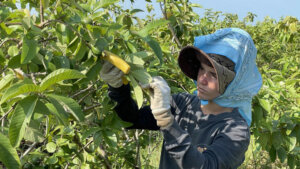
[198, 74, 208, 85]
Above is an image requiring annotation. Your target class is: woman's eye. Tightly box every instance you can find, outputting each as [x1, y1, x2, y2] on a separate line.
[211, 73, 217, 78]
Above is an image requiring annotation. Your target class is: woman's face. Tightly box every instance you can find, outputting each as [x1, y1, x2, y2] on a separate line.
[196, 63, 220, 100]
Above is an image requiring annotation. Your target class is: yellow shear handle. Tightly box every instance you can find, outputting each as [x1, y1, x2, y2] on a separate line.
[102, 50, 130, 85]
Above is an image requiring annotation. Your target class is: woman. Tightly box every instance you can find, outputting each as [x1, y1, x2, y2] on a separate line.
[100, 28, 262, 168]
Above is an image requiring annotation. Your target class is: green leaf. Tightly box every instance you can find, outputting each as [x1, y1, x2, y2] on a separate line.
[40, 69, 86, 91]
[94, 0, 119, 11]
[34, 100, 51, 115]
[93, 131, 102, 149]
[288, 136, 297, 151]
[258, 99, 271, 113]
[143, 36, 163, 64]
[0, 74, 14, 92]
[271, 131, 282, 148]
[269, 145, 276, 162]
[131, 68, 152, 85]
[45, 102, 68, 125]
[8, 46, 19, 57]
[137, 19, 169, 37]
[258, 133, 270, 148]
[277, 146, 287, 163]
[288, 154, 296, 169]
[125, 53, 145, 65]
[8, 96, 38, 147]
[102, 130, 117, 148]
[190, 3, 203, 8]
[253, 105, 263, 123]
[85, 59, 102, 81]
[0, 83, 40, 105]
[41, 0, 50, 9]
[82, 127, 101, 140]
[7, 55, 21, 68]
[0, 133, 21, 169]
[46, 142, 57, 153]
[73, 40, 88, 61]
[47, 155, 58, 164]
[21, 35, 39, 64]
[46, 94, 85, 122]
[21, 17, 31, 30]
[24, 126, 44, 143]
[130, 9, 144, 14]
[0, 22, 13, 35]
[128, 74, 143, 109]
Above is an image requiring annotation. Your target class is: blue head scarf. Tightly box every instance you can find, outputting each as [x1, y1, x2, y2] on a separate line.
[193, 28, 262, 126]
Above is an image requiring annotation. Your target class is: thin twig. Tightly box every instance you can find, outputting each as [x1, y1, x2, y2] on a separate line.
[0, 65, 8, 75]
[83, 103, 102, 112]
[98, 144, 112, 169]
[78, 85, 102, 104]
[134, 130, 141, 169]
[78, 88, 95, 104]
[64, 139, 94, 169]
[17, 40, 23, 48]
[27, 72, 47, 76]
[168, 78, 189, 93]
[30, 73, 37, 85]
[20, 142, 38, 160]
[122, 128, 130, 141]
[5, 22, 22, 26]
[0, 103, 17, 121]
[0, 38, 19, 48]
[159, 1, 182, 48]
[71, 85, 94, 98]
[38, 37, 57, 43]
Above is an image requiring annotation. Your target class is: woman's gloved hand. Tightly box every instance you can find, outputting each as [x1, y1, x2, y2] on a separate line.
[142, 76, 174, 129]
[100, 61, 124, 88]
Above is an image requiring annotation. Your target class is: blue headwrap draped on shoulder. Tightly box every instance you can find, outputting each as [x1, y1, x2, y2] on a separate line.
[193, 28, 263, 126]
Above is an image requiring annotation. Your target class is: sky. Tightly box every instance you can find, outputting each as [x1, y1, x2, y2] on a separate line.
[120, 0, 300, 22]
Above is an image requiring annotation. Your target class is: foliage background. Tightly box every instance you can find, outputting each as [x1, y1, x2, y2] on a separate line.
[0, 0, 299, 168]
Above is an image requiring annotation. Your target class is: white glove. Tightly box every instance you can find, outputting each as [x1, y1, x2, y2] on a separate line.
[100, 61, 124, 88]
[143, 76, 174, 129]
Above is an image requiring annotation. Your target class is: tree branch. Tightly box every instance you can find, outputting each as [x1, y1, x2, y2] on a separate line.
[0, 38, 19, 48]
[40, 0, 44, 23]
[71, 85, 94, 98]
[159, 1, 182, 48]
[97, 144, 112, 169]
[20, 142, 38, 160]
[26, 72, 47, 77]
[78, 85, 102, 104]
[133, 130, 141, 169]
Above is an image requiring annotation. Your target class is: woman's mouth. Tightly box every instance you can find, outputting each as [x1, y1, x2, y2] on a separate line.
[197, 87, 206, 93]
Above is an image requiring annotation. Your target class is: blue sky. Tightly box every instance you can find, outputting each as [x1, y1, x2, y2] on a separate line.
[120, 0, 300, 22]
